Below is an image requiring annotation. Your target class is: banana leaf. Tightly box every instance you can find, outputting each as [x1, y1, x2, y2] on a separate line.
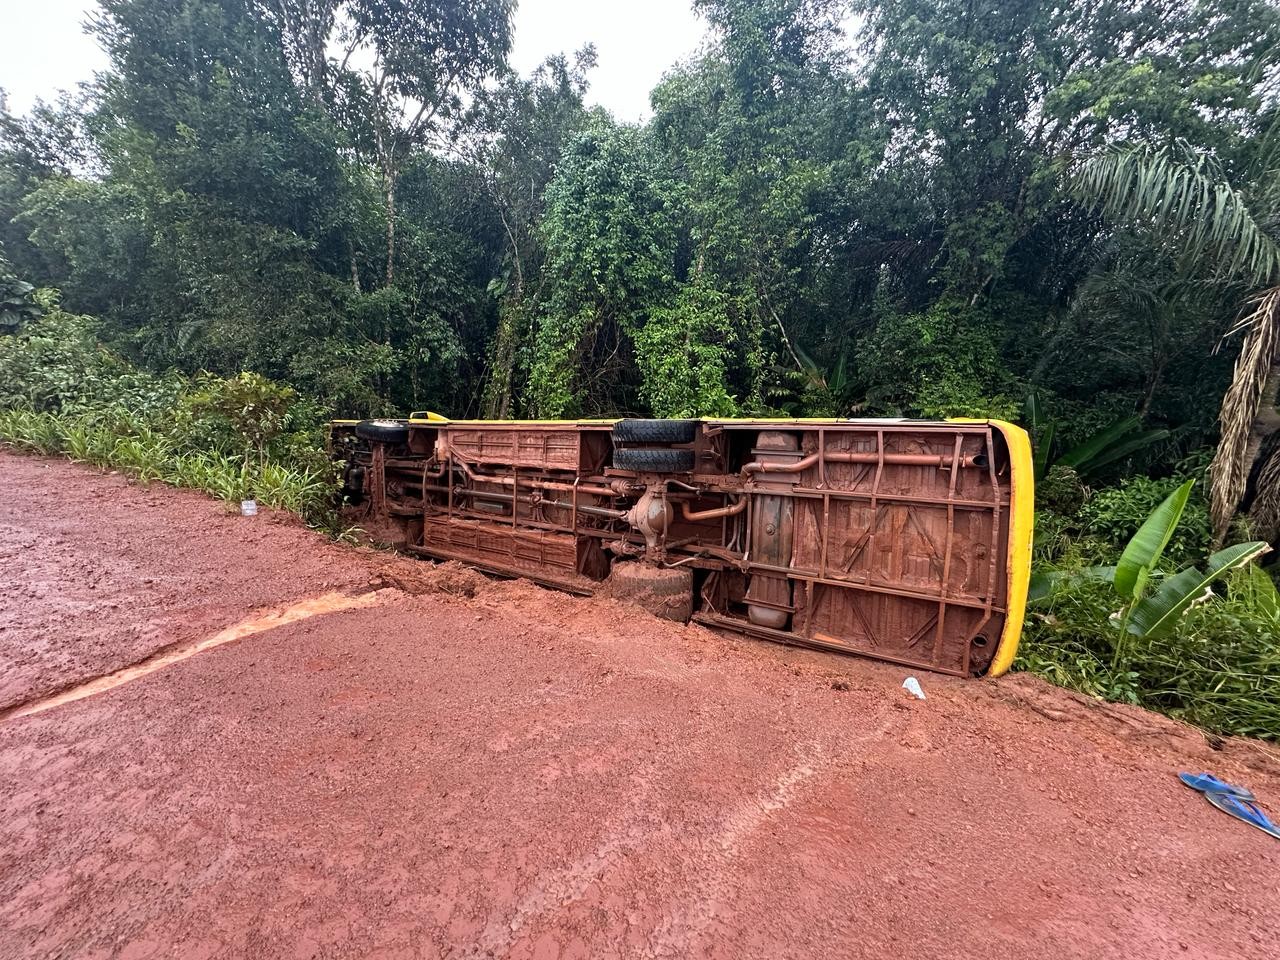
[1024, 390, 1045, 432]
[1077, 428, 1170, 476]
[1114, 479, 1195, 600]
[1027, 570, 1054, 602]
[1057, 416, 1140, 470]
[1126, 541, 1271, 637]
[1033, 420, 1056, 481]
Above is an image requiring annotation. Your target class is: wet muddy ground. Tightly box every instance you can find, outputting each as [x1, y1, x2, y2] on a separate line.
[1, 450, 1278, 959]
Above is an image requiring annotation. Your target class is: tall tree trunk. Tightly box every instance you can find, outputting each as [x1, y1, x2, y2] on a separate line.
[1138, 354, 1167, 418]
[1243, 357, 1280, 476]
[481, 206, 526, 419]
[1210, 287, 1280, 542]
[482, 304, 521, 419]
[383, 167, 398, 287]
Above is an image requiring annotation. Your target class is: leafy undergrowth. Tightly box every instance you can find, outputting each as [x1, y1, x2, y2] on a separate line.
[1020, 472, 1280, 742]
[0, 408, 335, 521]
[1018, 567, 1280, 740]
[0, 309, 344, 534]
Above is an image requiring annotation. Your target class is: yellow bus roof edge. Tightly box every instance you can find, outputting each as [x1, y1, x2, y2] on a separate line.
[949, 418, 1033, 676]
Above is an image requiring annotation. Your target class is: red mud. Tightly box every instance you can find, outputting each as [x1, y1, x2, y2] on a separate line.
[2, 450, 1279, 959]
[0, 453, 370, 712]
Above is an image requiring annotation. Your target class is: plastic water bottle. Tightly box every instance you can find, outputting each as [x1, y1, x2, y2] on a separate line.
[240, 499, 258, 517]
[902, 676, 926, 700]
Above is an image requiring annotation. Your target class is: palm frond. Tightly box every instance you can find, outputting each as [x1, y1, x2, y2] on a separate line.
[1209, 286, 1280, 538]
[1247, 436, 1280, 546]
[1074, 146, 1280, 290]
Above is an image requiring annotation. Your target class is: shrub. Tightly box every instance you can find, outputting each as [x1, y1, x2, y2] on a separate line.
[183, 371, 299, 470]
[0, 312, 339, 529]
[1020, 565, 1280, 738]
[1017, 573, 1142, 703]
[856, 298, 1021, 419]
[1037, 464, 1086, 516]
[0, 307, 184, 418]
[634, 284, 742, 417]
[1031, 509, 1113, 566]
[1142, 568, 1280, 738]
[1023, 480, 1276, 740]
[1079, 474, 1212, 568]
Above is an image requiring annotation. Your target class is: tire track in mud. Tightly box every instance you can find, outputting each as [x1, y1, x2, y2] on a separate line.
[469, 815, 668, 957]
[0, 588, 402, 722]
[649, 706, 902, 957]
[472, 710, 901, 959]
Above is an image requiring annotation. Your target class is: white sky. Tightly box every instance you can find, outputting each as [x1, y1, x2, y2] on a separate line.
[0, 0, 706, 120]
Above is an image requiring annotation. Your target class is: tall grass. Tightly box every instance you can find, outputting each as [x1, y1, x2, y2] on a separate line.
[1019, 563, 1280, 740]
[0, 408, 339, 528]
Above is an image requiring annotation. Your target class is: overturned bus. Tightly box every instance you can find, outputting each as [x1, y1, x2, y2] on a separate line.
[331, 415, 1033, 678]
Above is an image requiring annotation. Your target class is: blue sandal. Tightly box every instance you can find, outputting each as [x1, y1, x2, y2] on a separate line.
[1203, 791, 1280, 840]
[1178, 771, 1256, 802]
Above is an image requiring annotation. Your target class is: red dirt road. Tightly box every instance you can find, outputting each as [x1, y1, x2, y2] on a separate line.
[1, 451, 1279, 959]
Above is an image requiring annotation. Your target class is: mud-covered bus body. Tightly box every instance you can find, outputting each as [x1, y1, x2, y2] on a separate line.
[331, 416, 1033, 678]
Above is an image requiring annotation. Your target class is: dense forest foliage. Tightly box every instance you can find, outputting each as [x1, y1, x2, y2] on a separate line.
[1, 0, 1273, 425]
[3, 0, 1280, 733]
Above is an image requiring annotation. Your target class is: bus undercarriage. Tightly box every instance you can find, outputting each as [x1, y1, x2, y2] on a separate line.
[331, 416, 1033, 677]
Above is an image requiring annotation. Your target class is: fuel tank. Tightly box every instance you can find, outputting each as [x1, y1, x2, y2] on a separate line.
[745, 431, 800, 629]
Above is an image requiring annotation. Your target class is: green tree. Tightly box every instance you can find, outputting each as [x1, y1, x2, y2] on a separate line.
[858, 0, 1279, 299]
[335, 0, 515, 285]
[1, 0, 514, 419]
[527, 119, 677, 417]
[454, 49, 598, 418]
[1074, 137, 1280, 544]
[649, 0, 859, 410]
[635, 282, 743, 417]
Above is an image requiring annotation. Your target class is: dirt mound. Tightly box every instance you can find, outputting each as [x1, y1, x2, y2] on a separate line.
[368, 558, 489, 598]
[981, 671, 1280, 779]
